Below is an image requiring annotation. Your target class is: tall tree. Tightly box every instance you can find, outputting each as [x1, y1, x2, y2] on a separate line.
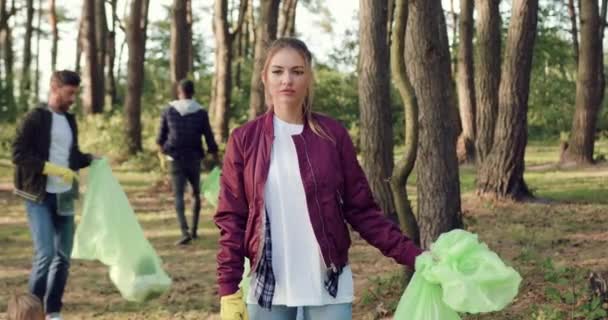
[81, 0, 104, 114]
[49, 0, 58, 71]
[106, 0, 118, 105]
[561, 0, 602, 165]
[170, 0, 192, 98]
[474, 0, 501, 164]
[95, 0, 107, 106]
[211, 0, 247, 143]
[568, 0, 579, 64]
[124, 0, 150, 154]
[358, 0, 395, 218]
[20, 0, 34, 109]
[0, 0, 16, 119]
[477, 0, 539, 200]
[277, 0, 297, 37]
[406, 0, 462, 249]
[34, 0, 42, 101]
[247, 0, 280, 119]
[390, 0, 419, 245]
[456, 0, 476, 163]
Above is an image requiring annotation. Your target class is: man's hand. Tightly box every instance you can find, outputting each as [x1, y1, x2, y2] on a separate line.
[211, 153, 221, 168]
[43, 162, 77, 184]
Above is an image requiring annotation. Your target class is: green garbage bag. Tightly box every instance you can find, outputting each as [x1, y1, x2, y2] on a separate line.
[201, 166, 221, 208]
[72, 158, 172, 302]
[394, 229, 522, 319]
[239, 257, 251, 300]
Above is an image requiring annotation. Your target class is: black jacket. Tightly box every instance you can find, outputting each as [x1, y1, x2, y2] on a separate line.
[12, 106, 92, 202]
[156, 104, 218, 162]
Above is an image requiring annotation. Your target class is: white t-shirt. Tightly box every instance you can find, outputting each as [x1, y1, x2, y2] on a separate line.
[247, 115, 354, 306]
[46, 110, 73, 193]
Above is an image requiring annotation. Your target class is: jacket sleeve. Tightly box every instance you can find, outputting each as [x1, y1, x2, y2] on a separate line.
[202, 111, 219, 154]
[156, 109, 169, 151]
[213, 131, 248, 296]
[338, 129, 422, 268]
[70, 116, 93, 170]
[12, 110, 46, 173]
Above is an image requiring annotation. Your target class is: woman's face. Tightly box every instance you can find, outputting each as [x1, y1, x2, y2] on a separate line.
[264, 47, 310, 111]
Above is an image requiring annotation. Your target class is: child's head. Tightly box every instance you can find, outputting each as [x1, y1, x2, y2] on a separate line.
[6, 293, 44, 320]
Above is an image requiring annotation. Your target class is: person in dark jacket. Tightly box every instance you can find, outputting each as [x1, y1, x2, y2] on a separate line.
[12, 70, 94, 320]
[157, 79, 219, 245]
[214, 38, 423, 320]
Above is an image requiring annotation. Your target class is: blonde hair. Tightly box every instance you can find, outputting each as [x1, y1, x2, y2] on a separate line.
[7, 293, 44, 320]
[261, 38, 333, 141]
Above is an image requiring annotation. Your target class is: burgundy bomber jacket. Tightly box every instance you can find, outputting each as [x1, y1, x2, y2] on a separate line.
[214, 111, 422, 296]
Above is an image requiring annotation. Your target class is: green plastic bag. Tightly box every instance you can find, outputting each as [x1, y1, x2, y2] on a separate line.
[394, 229, 522, 319]
[72, 159, 172, 302]
[239, 257, 251, 300]
[201, 166, 221, 208]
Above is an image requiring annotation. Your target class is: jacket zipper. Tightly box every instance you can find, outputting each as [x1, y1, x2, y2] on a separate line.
[300, 135, 337, 272]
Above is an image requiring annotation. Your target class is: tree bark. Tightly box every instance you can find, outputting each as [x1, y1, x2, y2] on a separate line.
[278, 0, 297, 38]
[456, 0, 476, 163]
[561, 0, 601, 165]
[0, 0, 16, 119]
[248, 0, 280, 119]
[477, 0, 539, 200]
[106, 0, 118, 105]
[212, 0, 233, 143]
[170, 0, 191, 98]
[95, 0, 107, 107]
[124, 0, 150, 154]
[390, 0, 419, 245]
[406, 0, 462, 249]
[568, 0, 580, 64]
[20, 0, 34, 109]
[474, 0, 501, 164]
[49, 0, 58, 71]
[34, 0, 42, 101]
[81, 0, 104, 114]
[358, 0, 396, 219]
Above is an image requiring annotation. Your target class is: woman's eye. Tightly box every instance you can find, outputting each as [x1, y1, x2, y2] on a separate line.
[272, 70, 282, 74]
[294, 70, 304, 75]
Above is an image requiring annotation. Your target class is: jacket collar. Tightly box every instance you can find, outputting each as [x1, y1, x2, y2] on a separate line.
[261, 110, 311, 138]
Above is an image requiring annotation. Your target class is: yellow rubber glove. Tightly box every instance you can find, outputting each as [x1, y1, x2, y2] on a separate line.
[43, 162, 77, 184]
[220, 289, 248, 320]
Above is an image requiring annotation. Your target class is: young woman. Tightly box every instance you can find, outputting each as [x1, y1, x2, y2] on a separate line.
[215, 38, 422, 320]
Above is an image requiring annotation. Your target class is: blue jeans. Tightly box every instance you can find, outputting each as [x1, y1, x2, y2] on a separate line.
[25, 193, 75, 314]
[248, 303, 352, 320]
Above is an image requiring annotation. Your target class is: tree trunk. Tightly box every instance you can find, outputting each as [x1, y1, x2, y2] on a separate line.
[568, 0, 580, 64]
[124, 0, 150, 154]
[450, 0, 458, 74]
[0, 0, 16, 119]
[406, 0, 462, 249]
[456, 0, 476, 163]
[358, 0, 396, 219]
[561, 0, 601, 165]
[278, 0, 297, 38]
[20, 0, 34, 109]
[477, 0, 539, 200]
[474, 0, 501, 164]
[95, 0, 107, 108]
[49, 0, 58, 71]
[248, 0, 280, 119]
[106, 0, 118, 105]
[170, 0, 191, 98]
[212, 0, 233, 143]
[390, 0, 419, 245]
[34, 0, 42, 101]
[81, 0, 104, 114]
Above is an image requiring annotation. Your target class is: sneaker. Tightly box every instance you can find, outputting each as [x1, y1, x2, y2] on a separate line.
[46, 313, 63, 320]
[174, 235, 192, 246]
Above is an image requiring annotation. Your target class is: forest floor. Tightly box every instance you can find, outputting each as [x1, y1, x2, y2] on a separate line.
[0, 139, 607, 320]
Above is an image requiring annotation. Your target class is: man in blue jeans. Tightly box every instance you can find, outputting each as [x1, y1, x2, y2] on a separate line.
[157, 79, 219, 245]
[12, 70, 95, 320]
